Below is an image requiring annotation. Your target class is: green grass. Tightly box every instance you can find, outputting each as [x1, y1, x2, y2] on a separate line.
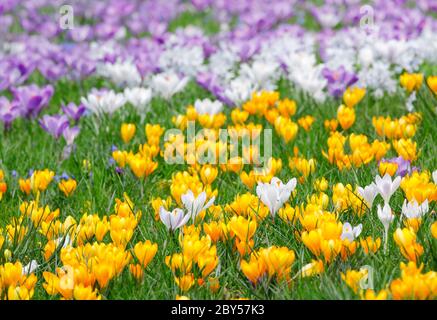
[0, 8, 436, 300]
[168, 10, 221, 35]
[0, 74, 436, 299]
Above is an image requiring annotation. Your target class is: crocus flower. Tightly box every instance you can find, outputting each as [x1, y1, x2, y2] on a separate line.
[0, 58, 34, 91]
[402, 199, 429, 219]
[377, 203, 394, 253]
[379, 157, 411, 177]
[240, 60, 279, 91]
[256, 177, 297, 217]
[375, 174, 401, 204]
[357, 182, 378, 209]
[124, 87, 152, 118]
[194, 98, 223, 115]
[337, 104, 355, 130]
[181, 190, 215, 221]
[62, 126, 80, 146]
[343, 87, 366, 108]
[310, 4, 343, 29]
[151, 72, 189, 100]
[11, 84, 54, 119]
[81, 89, 126, 116]
[22, 260, 39, 275]
[68, 25, 92, 42]
[400, 72, 423, 93]
[433, 170, 437, 185]
[62, 102, 86, 122]
[322, 66, 358, 98]
[340, 222, 363, 242]
[121, 123, 136, 143]
[62, 126, 80, 159]
[58, 178, 77, 197]
[98, 60, 142, 88]
[0, 96, 20, 130]
[39, 114, 69, 139]
[427, 76, 437, 95]
[159, 207, 191, 231]
[223, 77, 255, 106]
[393, 228, 424, 263]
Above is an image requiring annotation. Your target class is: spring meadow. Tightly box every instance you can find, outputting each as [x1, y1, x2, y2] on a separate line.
[0, 0, 436, 302]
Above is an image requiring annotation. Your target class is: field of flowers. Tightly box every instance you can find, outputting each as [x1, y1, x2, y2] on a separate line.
[0, 0, 436, 301]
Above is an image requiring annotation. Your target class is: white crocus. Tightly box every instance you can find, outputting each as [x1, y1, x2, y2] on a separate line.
[194, 98, 223, 115]
[283, 52, 327, 103]
[401, 199, 429, 219]
[375, 174, 401, 204]
[223, 77, 255, 106]
[159, 207, 191, 231]
[377, 203, 394, 253]
[98, 60, 142, 88]
[256, 177, 297, 217]
[357, 182, 378, 209]
[181, 190, 215, 221]
[433, 170, 437, 184]
[151, 72, 189, 100]
[240, 60, 279, 91]
[22, 260, 38, 275]
[81, 89, 126, 116]
[340, 222, 362, 242]
[55, 234, 73, 248]
[124, 87, 152, 120]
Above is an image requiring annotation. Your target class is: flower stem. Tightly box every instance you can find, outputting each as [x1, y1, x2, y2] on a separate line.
[384, 226, 389, 254]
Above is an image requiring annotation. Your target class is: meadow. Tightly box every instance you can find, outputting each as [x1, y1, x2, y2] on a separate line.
[0, 0, 436, 300]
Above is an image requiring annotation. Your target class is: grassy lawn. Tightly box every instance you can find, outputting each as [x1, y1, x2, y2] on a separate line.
[0, 6, 436, 301]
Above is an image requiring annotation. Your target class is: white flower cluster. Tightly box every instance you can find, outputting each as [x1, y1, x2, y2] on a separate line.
[84, 23, 437, 111]
[80, 72, 190, 118]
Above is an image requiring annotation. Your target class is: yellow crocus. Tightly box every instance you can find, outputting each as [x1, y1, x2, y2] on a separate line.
[133, 240, 158, 268]
[337, 104, 355, 130]
[121, 123, 136, 143]
[58, 179, 77, 197]
[343, 87, 366, 108]
[426, 75, 437, 95]
[400, 72, 423, 92]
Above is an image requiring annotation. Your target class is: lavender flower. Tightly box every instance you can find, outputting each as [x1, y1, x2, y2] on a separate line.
[62, 102, 86, 122]
[39, 114, 69, 139]
[61, 126, 80, 160]
[0, 97, 20, 130]
[11, 84, 54, 119]
[62, 126, 80, 146]
[322, 66, 358, 98]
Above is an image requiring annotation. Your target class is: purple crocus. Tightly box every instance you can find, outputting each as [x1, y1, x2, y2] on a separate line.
[196, 72, 233, 106]
[322, 66, 358, 98]
[38, 59, 67, 82]
[234, 40, 260, 62]
[379, 156, 416, 177]
[11, 84, 54, 119]
[61, 126, 80, 160]
[62, 126, 80, 146]
[62, 102, 86, 122]
[0, 58, 34, 91]
[0, 96, 20, 130]
[68, 25, 92, 42]
[39, 114, 70, 139]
